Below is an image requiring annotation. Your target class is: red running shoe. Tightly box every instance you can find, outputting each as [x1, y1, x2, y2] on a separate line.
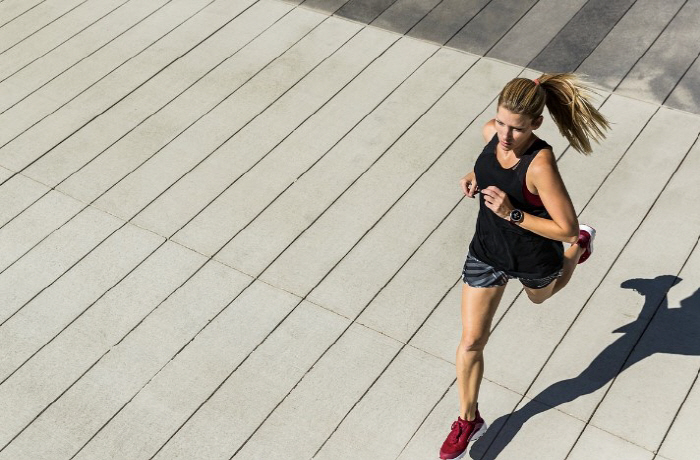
[439, 409, 488, 459]
[577, 224, 596, 264]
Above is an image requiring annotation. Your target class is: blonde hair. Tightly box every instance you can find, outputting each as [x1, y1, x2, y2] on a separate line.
[497, 74, 610, 154]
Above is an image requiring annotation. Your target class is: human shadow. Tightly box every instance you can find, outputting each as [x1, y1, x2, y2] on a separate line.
[471, 275, 700, 459]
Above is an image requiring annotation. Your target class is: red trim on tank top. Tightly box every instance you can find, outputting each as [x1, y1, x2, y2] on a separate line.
[522, 182, 543, 207]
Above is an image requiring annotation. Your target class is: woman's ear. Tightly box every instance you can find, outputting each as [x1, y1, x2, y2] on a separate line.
[532, 115, 544, 130]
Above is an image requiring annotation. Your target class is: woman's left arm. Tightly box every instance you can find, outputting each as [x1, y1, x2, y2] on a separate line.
[480, 149, 580, 244]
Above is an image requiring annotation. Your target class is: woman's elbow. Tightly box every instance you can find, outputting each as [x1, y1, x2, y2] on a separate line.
[563, 225, 580, 244]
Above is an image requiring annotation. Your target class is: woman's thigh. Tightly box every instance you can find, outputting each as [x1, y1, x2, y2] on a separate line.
[460, 283, 507, 343]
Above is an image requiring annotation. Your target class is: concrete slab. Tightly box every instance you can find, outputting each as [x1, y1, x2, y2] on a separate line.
[72, 281, 301, 460]
[487, 0, 588, 67]
[529, 0, 636, 73]
[588, 188, 700, 451]
[211, 45, 461, 278]
[0, 191, 84, 272]
[314, 346, 454, 460]
[284, 104, 496, 324]
[0, 0, 169, 112]
[665, 52, 700, 114]
[0, 205, 123, 325]
[0, 242, 204, 451]
[372, 0, 443, 35]
[398, 379, 522, 460]
[51, 1, 300, 199]
[151, 301, 349, 460]
[260, 58, 518, 297]
[4, 1, 700, 458]
[93, 15, 370, 222]
[554, 93, 657, 211]
[523, 121, 700, 425]
[350, 203, 467, 341]
[342, 106, 497, 335]
[483, 108, 700, 395]
[0, 174, 50, 227]
[658, 357, 700, 459]
[0, 222, 163, 381]
[139, 31, 427, 241]
[407, 0, 489, 45]
[478, 397, 586, 460]
[119, 6, 325, 238]
[0, 166, 11, 183]
[446, 0, 538, 56]
[0, 0, 91, 54]
[302, 0, 348, 15]
[567, 424, 653, 460]
[24, 0, 268, 188]
[234, 324, 401, 460]
[0, 1, 47, 28]
[0, 258, 251, 459]
[0, 0, 228, 149]
[336, 0, 395, 24]
[576, 0, 686, 91]
[0, 0, 128, 79]
[176, 49, 477, 264]
[0, 0, 255, 172]
[409, 275, 525, 364]
[615, 0, 700, 104]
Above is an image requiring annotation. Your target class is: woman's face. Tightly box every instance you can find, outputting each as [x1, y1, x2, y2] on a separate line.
[494, 106, 542, 152]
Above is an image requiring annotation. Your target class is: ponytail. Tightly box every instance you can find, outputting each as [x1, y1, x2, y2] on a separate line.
[498, 74, 610, 154]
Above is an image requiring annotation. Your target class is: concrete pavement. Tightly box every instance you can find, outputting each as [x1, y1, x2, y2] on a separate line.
[0, 0, 699, 458]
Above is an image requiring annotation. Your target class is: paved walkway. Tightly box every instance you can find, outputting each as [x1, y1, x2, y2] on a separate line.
[0, 0, 699, 459]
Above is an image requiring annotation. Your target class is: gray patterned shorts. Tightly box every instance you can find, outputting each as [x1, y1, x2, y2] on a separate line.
[462, 252, 562, 289]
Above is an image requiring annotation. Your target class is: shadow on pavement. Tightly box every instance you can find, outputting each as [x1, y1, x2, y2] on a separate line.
[470, 274, 700, 459]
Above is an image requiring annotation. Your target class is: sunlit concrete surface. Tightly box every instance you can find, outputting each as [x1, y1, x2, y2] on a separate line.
[0, 0, 699, 459]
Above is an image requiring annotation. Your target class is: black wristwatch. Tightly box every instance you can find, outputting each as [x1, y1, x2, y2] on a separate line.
[509, 209, 524, 223]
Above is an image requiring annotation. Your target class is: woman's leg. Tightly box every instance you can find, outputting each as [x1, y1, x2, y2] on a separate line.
[457, 282, 506, 420]
[524, 242, 584, 304]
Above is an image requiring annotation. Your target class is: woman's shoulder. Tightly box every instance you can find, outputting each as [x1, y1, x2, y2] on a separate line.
[482, 119, 497, 142]
[528, 145, 559, 178]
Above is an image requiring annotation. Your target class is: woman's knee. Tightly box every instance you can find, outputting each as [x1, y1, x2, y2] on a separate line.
[524, 285, 555, 304]
[459, 333, 489, 352]
[525, 290, 548, 304]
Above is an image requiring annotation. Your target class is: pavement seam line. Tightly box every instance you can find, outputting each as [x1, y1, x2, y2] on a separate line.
[0, 0, 176, 112]
[563, 143, 700, 457]
[59, 0, 310, 212]
[0, 0, 240, 185]
[134, 16, 406, 241]
[0, 0, 48, 29]
[0, 0, 91, 55]
[611, 0, 690, 93]
[10, 9, 358, 458]
[0, 0, 135, 85]
[479, 127, 700, 459]
[572, 0, 648, 74]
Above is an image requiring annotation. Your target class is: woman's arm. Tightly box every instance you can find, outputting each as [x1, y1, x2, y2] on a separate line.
[460, 120, 501, 197]
[459, 120, 498, 198]
[480, 149, 579, 244]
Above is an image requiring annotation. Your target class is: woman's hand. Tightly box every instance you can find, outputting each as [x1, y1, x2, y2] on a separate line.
[481, 186, 514, 219]
[460, 171, 479, 198]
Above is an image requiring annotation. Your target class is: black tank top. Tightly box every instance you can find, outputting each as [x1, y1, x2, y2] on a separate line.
[469, 134, 564, 278]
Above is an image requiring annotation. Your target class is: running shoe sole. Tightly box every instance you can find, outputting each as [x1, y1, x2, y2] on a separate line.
[578, 224, 596, 264]
[446, 422, 489, 460]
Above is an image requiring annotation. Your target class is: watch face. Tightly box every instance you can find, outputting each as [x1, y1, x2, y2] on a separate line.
[511, 210, 523, 222]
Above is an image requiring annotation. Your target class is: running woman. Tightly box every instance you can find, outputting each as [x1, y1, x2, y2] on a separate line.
[439, 74, 610, 459]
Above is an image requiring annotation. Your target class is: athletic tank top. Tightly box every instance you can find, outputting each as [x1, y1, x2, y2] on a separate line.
[469, 134, 564, 278]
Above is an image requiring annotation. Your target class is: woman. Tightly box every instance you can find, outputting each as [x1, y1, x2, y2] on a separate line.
[439, 74, 610, 460]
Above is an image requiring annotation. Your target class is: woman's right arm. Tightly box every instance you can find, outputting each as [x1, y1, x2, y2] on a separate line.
[460, 120, 496, 198]
[460, 171, 478, 198]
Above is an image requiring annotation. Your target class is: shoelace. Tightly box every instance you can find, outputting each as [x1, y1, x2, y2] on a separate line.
[448, 421, 463, 443]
